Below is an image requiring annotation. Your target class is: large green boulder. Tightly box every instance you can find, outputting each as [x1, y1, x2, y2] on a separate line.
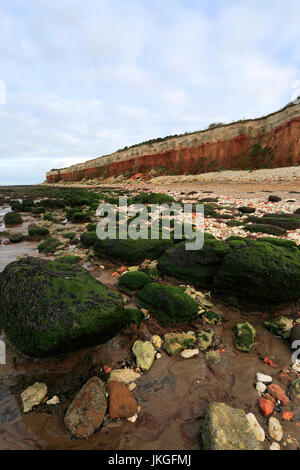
[201, 403, 262, 450]
[80, 231, 98, 248]
[137, 283, 199, 326]
[118, 271, 151, 292]
[157, 238, 231, 288]
[0, 257, 125, 357]
[244, 224, 286, 236]
[94, 238, 173, 264]
[4, 212, 23, 225]
[213, 241, 300, 306]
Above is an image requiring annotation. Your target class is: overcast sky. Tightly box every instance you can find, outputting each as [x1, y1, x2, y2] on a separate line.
[0, 0, 299, 184]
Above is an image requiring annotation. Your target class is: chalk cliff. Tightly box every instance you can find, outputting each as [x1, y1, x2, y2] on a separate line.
[46, 102, 300, 183]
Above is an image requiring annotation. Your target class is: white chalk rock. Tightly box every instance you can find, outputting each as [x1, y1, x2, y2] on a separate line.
[268, 417, 283, 442]
[246, 413, 265, 442]
[256, 373, 272, 383]
[21, 382, 47, 413]
[46, 395, 60, 405]
[181, 349, 199, 359]
[256, 382, 267, 394]
[270, 442, 280, 450]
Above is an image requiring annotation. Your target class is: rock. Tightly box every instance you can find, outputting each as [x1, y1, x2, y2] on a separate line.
[268, 384, 290, 406]
[0, 257, 125, 356]
[132, 340, 155, 370]
[246, 413, 265, 442]
[268, 195, 282, 202]
[164, 332, 197, 355]
[290, 324, 300, 344]
[64, 377, 107, 439]
[258, 398, 274, 417]
[206, 350, 221, 364]
[234, 322, 255, 352]
[128, 383, 136, 392]
[158, 237, 231, 289]
[289, 378, 300, 398]
[282, 411, 293, 421]
[46, 395, 60, 405]
[238, 206, 256, 214]
[8, 232, 24, 243]
[256, 373, 272, 383]
[278, 370, 291, 385]
[202, 310, 222, 325]
[197, 329, 214, 350]
[107, 381, 138, 419]
[268, 417, 283, 441]
[213, 241, 300, 307]
[137, 282, 199, 326]
[256, 382, 267, 394]
[201, 403, 262, 450]
[151, 335, 162, 349]
[270, 442, 280, 450]
[21, 382, 47, 413]
[108, 368, 141, 384]
[181, 348, 199, 359]
[264, 316, 293, 339]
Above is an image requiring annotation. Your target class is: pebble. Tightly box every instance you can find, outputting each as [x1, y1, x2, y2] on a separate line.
[151, 335, 162, 349]
[128, 383, 136, 392]
[21, 382, 47, 413]
[268, 417, 283, 442]
[258, 398, 274, 417]
[270, 442, 280, 450]
[256, 373, 272, 383]
[46, 395, 60, 405]
[246, 413, 265, 442]
[256, 382, 267, 394]
[181, 349, 199, 359]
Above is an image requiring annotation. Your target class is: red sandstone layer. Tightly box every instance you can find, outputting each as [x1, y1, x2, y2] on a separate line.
[46, 103, 300, 183]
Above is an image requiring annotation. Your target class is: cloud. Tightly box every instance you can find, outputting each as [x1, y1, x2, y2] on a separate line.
[0, 0, 299, 184]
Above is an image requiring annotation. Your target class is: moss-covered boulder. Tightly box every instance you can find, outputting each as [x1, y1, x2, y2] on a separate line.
[157, 238, 231, 288]
[55, 255, 80, 265]
[213, 241, 300, 306]
[94, 238, 173, 264]
[259, 215, 300, 230]
[164, 332, 197, 355]
[137, 283, 198, 326]
[234, 322, 256, 352]
[8, 232, 24, 243]
[201, 403, 262, 450]
[38, 237, 60, 254]
[0, 257, 125, 356]
[244, 224, 286, 236]
[4, 212, 23, 226]
[28, 227, 49, 238]
[80, 231, 98, 248]
[255, 237, 297, 249]
[264, 316, 293, 339]
[118, 271, 151, 293]
[123, 308, 145, 328]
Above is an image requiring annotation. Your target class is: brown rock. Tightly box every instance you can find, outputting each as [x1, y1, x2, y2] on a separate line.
[107, 381, 138, 419]
[278, 371, 291, 386]
[268, 384, 290, 406]
[64, 377, 107, 439]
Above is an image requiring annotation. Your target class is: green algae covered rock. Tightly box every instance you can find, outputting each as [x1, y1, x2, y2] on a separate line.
[118, 271, 151, 293]
[132, 340, 156, 370]
[164, 332, 197, 355]
[8, 232, 24, 243]
[264, 316, 293, 339]
[244, 224, 286, 236]
[234, 322, 256, 352]
[197, 329, 214, 350]
[137, 283, 198, 326]
[80, 231, 98, 248]
[94, 238, 173, 264]
[202, 310, 222, 325]
[37, 237, 60, 254]
[157, 237, 231, 288]
[0, 257, 125, 357]
[206, 350, 221, 364]
[4, 212, 23, 226]
[289, 378, 300, 399]
[201, 403, 262, 450]
[213, 241, 300, 307]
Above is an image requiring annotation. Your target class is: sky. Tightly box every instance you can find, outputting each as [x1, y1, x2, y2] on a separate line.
[0, 0, 300, 185]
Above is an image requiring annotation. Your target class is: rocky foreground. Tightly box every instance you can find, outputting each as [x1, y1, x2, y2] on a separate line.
[0, 183, 299, 450]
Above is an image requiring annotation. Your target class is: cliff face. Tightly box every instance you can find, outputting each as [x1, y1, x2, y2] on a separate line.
[46, 103, 300, 183]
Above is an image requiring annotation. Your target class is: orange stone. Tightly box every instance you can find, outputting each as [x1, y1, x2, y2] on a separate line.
[282, 411, 293, 421]
[258, 398, 274, 417]
[268, 384, 290, 406]
[107, 381, 138, 419]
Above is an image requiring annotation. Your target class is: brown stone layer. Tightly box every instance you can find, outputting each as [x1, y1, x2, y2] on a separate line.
[46, 104, 300, 183]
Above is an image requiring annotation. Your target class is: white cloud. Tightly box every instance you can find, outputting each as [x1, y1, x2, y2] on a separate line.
[0, 0, 299, 184]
